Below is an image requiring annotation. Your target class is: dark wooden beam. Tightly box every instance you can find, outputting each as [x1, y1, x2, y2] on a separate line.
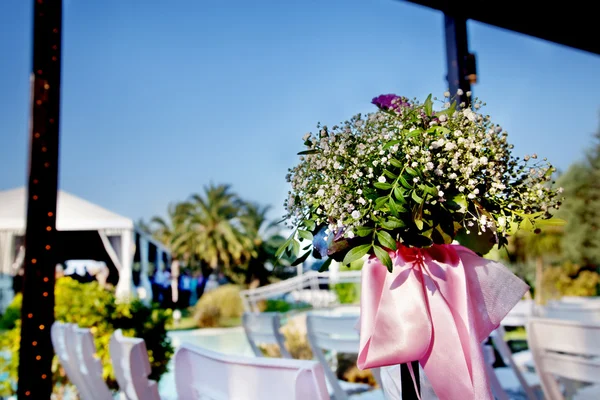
[17, 0, 62, 398]
[444, 14, 473, 107]
[402, 0, 600, 56]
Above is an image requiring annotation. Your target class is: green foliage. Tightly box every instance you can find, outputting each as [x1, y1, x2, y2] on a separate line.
[332, 283, 360, 304]
[331, 259, 363, 304]
[150, 184, 286, 286]
[264, 299, 291, 313]
[543, 262, 600, 299]
[279, 92, 563, 267]
[0, 293, 22, 331]
[0, 278, 173, 396]
[556, 131, 600, 266]
[193, 284, 244, 328]
[262, 299, 312, 313]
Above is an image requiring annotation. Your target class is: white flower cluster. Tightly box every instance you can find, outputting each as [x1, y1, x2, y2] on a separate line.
[284, 93, 562, 249]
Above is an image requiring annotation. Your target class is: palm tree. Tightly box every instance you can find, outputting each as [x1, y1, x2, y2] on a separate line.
[237, 202, 287, 287]
[183, 184, 247, 277]
[150, 202, 192, 304]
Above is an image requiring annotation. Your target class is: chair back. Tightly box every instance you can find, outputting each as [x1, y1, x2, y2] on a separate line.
[502, 299, 534, 327]
[51, 322, 95, 400]
[539, 303, 600, 323]
[489, 327, 538, 400]
[306, 313, 379, 400]
[109, 329, 160, 400]
[71, 325, 114, 400]
[242, 312, 291, 358]
[174, 342, 329, 400]
[527, 318, 600, 400]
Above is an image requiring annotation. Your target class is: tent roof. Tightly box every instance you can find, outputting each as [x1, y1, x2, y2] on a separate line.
[0, 187, 134, 232]
[401, 0, 599, 55]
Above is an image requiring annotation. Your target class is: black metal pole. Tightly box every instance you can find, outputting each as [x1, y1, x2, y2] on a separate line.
[401, 361, 421, 399]
[17, 0, 62, 398]
[444, 13, 475, 108]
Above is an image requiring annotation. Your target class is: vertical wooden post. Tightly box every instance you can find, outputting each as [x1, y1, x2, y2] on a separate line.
[17, 0, 62, 398]
[444, 14, 475, 108]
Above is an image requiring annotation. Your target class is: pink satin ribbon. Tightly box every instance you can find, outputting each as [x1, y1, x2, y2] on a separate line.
[357, 244, 528, 400]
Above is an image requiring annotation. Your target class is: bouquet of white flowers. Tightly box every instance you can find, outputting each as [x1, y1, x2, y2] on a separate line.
[278, 92, 564, 270]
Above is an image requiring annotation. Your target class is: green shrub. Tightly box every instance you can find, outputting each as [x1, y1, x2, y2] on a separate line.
[543, 261, 600, 300]
[0, 293, 22, 331]
[264, 299, 291, 313]
[332, 283, 360, 304]
[193, 284, 244, 328]
[0, 277, 174, 396]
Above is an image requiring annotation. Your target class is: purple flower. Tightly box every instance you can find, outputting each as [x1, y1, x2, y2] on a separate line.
[372, 94, 411, 111]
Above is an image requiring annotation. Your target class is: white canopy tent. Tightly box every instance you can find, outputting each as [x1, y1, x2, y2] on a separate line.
[0, 187, 169, 310]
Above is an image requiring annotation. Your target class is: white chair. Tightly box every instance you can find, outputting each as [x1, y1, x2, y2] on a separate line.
[489, 327, 540, 400]
[527, 318, 600, 400]
[71, 325, 114, 400]
[51, 322, 114, 400]
[242, 312, 292, 358]
[51, 322, 96, 400]
[539, 302, 600, 323]
[174, 342, 330, 399]
[306, 313, 380, 400]
[109, 329, 160, 400]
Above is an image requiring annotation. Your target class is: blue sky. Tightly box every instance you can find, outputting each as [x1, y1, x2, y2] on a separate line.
[1, 0, 599, 225]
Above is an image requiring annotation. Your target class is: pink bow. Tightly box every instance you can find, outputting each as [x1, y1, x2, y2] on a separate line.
[357, 244, 528, 399]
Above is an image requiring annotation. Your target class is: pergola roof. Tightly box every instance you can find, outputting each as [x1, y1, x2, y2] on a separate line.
[402, 0, 599, 55]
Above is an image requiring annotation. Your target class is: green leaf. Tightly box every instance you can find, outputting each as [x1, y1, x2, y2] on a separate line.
[275, 233, 295, 259]
[393, 187, 407, 203]
[406, 128, 423, 138]
[303, 219, 316, 232]
[355, 226, 374, 237]
[411, 190, 423, 203]
[393, 200, 408, 213]
[388, 198, 399, 217]
[420, 184, 438, 197]
[376, 230, 397, 250]
[535, 218, 567, 226]
[375, 196, 388, 209]
[318, 257, 333, 272]
[383, 169, 398, 179]
[389, 158, 403, 168]
[415, 219, 424, 230]
[399, 175, 412, 189]
[297, 229, 313, 241]
[424, 94, 433, 116]
[373, 245, 393, 272]
[291, 251, 311, 266]
[433, 224, 453, 244]
[297, 149, 319, 155]
[520, 218, 534, 231]
[383, 139, 402, 150]
[291, 239, 300, 256]
[342, 244, 372, 266]
[405, 167, 419, 176]
[374, 182, 392, 190]
[452, 194, 468, 211]
[381, 219, 405, 230]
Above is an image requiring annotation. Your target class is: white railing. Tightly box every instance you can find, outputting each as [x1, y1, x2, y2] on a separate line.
[240, 270, 362, 312]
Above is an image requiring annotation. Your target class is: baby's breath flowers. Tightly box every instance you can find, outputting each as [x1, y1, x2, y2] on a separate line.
[278, 93, 564, 271]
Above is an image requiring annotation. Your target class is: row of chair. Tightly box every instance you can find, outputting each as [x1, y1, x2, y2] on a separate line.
[52, 307, 600, 399]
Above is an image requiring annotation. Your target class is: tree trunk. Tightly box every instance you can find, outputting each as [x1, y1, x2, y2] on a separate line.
[171, 259, 180, 306]
[535, 256, 544, 305]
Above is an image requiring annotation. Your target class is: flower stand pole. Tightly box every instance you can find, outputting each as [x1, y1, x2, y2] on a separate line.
[401, 362, 420, 399]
